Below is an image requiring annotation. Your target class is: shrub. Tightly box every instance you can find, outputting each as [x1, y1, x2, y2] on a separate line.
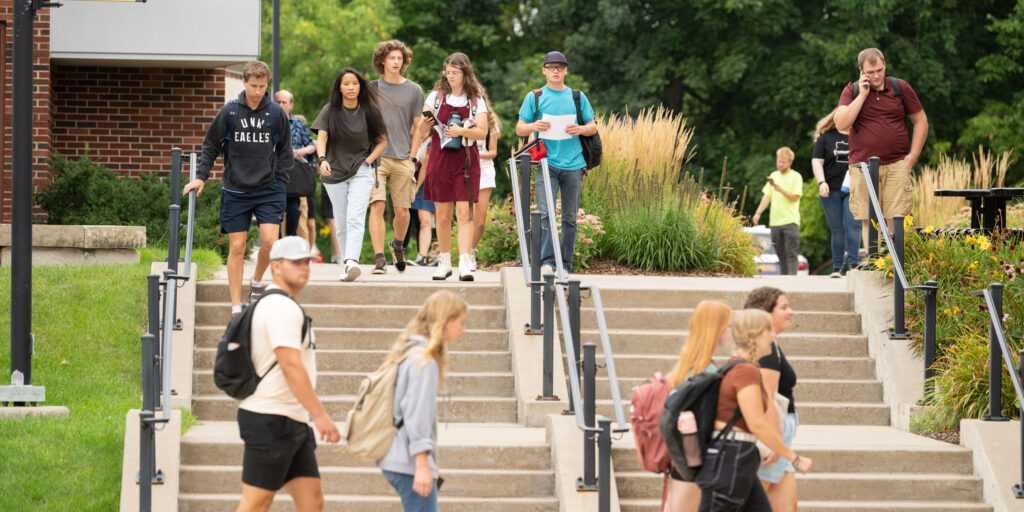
[37, 154, 255, 260]
[474, 199, 521, 266]
[888, 222, 1024, 429]
[798, 179, 831, 272]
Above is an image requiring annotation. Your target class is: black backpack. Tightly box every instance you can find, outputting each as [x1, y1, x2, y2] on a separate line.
[213, 288, 310, 399]
[849, 76, 905, 133]
[532, 88, 603, 170]
[658, 359, 743, 481]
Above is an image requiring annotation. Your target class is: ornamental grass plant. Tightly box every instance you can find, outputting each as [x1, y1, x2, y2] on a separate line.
[874, 219, 1024, 430]
[581, 107, 756, 274]
[912, 147, 1013, 228]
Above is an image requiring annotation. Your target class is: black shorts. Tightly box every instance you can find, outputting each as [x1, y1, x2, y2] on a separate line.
[319, 183, 334, 219]
[219, 181, 287, 234]
[237, 409, 320, 490]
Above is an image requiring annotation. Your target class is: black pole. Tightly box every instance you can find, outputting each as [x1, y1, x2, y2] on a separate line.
[983, 283, 1008, 421]
[922, 280, 938, 401]
[868, 156, 880, 258]
[519, 154, 532, 234]
[147, 274, 161, 399]
[1016, 349, 1024, 498]
[577, 343, 597, 491]
[139, 333, 155, 512]
[527, 211, 543, 335]
[272, 0, 280, 94]
[10, 0, 36, 395]
[891, 215, 907, 339]
[566, 280, 582, 414]
[598, 418, 612, 511]
[538, 273, 555, 400]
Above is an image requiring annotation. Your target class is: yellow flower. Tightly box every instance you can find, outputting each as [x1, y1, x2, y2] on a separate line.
[966, 235, 977, 244]
[944, 308, 952, 316]
[936, 239, 944, 247]
[318, 226, 331, 236]
[922, 225, 935, 235]
[969, 261, 978, 270]
[977, 236, 991, 250]
[903, 215, 914, 229]
[991, 255, 999, 263]
[887, 272, 894, 278]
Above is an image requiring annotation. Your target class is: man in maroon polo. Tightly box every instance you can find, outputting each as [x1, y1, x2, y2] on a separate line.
[834, 48, 928, 240]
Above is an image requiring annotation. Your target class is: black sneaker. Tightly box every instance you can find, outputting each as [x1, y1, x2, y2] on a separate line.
[390, 239, 406, 273]
[372, 255, 387, 274]
[409, 254, 429, 266]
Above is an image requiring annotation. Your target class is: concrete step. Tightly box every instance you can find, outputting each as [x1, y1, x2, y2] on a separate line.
[192, 395, 518, 423]
[196, 280, 505, 306]
[195, 303, 506, 329]
[579, 330, 868, 358]
[181, 465, 555, 498]
[589, 288, 854, 312]
[618, 499, 990, 512]
[195, 326, 509, 351]
[595, 400, 889, 426]
[605, 355, 876, 380]
[194, 370, 515, 397]
[193, 348, 512, 374]
[579, 308, 861, 334]
[179, 493, 559, 511]
[182, 421, 552, 470]
[601, 377, 883, 403]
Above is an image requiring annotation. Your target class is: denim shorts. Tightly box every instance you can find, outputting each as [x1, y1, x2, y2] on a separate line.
[219, 181, 286, 233]
[757, 412, 798, 483]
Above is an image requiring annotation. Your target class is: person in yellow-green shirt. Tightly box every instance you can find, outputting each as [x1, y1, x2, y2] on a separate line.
[753, 147, 803, 275]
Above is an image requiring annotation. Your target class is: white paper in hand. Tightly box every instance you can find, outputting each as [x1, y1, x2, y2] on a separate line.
[539, 114, 576, 141]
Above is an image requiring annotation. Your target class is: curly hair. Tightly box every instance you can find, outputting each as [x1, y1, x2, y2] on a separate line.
[372, 40, 413, 76]
[744, 286, 785, 314]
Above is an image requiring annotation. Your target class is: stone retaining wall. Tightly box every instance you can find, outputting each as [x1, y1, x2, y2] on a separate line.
[0, 224, 145, 265]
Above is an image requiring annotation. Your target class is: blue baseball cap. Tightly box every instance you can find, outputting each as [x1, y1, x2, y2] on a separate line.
[543, 51, 568, 66]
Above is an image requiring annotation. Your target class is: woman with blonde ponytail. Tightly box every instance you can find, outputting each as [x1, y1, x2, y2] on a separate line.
[696, 309, 812, 511]
[378, 291, 468, 511]
[662, 300, 732, 512]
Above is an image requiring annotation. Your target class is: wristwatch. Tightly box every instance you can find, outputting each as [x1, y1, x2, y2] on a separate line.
[317, 155, 327, 165]
[818, 180, 826, 186]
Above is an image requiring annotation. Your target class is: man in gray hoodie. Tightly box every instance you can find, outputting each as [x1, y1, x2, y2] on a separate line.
[183, 60, 294, 316]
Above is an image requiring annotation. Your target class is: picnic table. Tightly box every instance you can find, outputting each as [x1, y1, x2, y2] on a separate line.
[933, 188, 1024, 232]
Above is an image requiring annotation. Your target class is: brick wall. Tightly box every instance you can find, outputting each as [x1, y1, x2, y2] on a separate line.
[0, 3, 51, 223]
[50, 65, 225, 180]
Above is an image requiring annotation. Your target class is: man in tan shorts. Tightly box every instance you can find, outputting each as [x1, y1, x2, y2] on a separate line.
[368, 40, 425, 274]
[835, 48, 928, 244]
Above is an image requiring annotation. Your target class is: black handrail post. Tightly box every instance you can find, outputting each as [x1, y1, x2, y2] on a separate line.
[891, 215, 908, 339]
[147, 274, 161, 399]
[577, 343, 598, 491]
[139, 333, 157, 511]
[868, 156, 881, 258]
[598, 418, 612, 512]
[519, 154, 532, 232]
[538, 273, 556, 401]
[1016, 348, 1024, 498]
[922, 280, 938, 401]
[983, 283, 1009, 421]
[527, 211, 543, 335]
[566, 280, 582, 414]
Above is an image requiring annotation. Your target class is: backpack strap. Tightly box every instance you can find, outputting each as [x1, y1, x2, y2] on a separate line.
[221, 99, 240, 153]
[572, 89, 584, 125]
[392, 343, 428, 429]
[252, 288, 312, 380]
[433, 91, 443, 112]
[851, 77, 906, 133]
[268, 101, 282, 147]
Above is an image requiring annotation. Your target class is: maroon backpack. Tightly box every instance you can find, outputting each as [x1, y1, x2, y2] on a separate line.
[629, 372, 673, 474]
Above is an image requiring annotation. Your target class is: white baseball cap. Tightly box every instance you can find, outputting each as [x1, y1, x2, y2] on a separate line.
[269, 236, 312, 261]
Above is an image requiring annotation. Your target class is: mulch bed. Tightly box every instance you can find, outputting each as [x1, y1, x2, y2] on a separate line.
[482, 258, 747, 278]
[918, 430, 960, 445]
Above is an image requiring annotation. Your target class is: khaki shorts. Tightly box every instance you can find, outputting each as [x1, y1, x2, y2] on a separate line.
[369, 157, 417, 208]
[849, 159, 913, 220]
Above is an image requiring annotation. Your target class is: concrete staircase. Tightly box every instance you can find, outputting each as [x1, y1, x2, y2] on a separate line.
[179, 276, 558, 511]
[562, 283, 990, 512]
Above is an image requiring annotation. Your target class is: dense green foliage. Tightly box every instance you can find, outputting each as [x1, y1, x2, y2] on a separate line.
[37, 155, 254, 260]
[262, 0, 1024, 209]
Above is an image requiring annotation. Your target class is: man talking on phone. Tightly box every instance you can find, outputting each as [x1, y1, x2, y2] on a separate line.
[834, 48, 928, 243]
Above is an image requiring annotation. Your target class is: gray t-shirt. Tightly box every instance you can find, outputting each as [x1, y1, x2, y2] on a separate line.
[373, 78, 424, 160]
[311, 103, 372, 185]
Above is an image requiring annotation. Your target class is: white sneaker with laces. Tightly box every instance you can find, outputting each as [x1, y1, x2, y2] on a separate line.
[341, 260, 361, 282]
[540, 264, 555, 277]
[469, 248, 479, 271]
[459, 253, 475, 281]
[432, 253, 452, 280]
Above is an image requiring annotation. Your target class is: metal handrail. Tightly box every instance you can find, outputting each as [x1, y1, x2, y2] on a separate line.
[183, 152, 197, 275]
[507, 155, 533, 284]
[976, 289, 1024, 400]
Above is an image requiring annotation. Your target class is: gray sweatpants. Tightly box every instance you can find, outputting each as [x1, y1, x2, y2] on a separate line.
[770, 223, 800, 275]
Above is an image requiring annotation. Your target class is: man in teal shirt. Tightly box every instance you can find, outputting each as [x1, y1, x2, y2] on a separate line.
[516, 51, 598, 272]
[753, 147, 803, 275]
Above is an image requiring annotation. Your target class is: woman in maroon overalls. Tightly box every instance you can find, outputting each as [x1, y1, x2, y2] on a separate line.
[419, 52, 488, 281]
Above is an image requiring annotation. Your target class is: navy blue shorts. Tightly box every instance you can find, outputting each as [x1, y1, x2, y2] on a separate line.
[220, 181, 286, 234]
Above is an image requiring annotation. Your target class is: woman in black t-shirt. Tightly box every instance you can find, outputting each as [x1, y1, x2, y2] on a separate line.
[812, 108, 862, 277]
[745, 286, 800, 512]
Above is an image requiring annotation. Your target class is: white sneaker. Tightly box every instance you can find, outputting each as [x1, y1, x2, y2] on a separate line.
[432, 253, 452, 280]
[341, 260, 361, 282]
[830, 271, 841, 278]
[540, 264, 555, 277]
[459, 253, 475, 281]
[469, 248, 479, 271]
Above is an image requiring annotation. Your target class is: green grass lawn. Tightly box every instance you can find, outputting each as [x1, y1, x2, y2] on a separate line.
[0, 248, 221, 510]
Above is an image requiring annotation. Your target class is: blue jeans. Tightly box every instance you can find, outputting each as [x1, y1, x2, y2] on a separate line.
[382, 469, 438, 512]
[819, 191, 861, 271]
[323, 165, 373, 262]
[535, 165, 583, 271]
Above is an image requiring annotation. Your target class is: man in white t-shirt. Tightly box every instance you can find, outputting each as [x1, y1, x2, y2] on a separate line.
[236, 236, 340, 512]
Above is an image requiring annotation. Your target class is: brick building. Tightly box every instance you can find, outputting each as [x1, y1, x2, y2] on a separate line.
[0, 0, 259, 221]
